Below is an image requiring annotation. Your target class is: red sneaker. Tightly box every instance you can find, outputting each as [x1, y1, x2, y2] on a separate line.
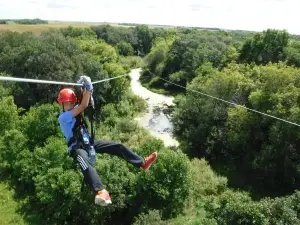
[141, 152, 158, 171]
[95, 189, 112, 206]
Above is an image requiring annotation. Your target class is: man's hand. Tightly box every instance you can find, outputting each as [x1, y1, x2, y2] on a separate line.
[71, 85, 92, 118]
[81, 88, 89, 97]
[77, 75, 93, 92]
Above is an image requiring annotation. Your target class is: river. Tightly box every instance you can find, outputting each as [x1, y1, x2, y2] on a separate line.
[129, 68, 179, 147]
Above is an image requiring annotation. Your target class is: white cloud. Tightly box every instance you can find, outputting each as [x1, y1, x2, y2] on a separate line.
[0, 0, 299, 34]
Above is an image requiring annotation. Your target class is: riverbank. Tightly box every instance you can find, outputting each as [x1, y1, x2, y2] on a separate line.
[139, 71, 183, 97]
[129, 68, 179, 147]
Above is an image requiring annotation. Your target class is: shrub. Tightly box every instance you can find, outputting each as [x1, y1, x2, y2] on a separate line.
[133, 210, 165, 225]
[135, 142, 193, 219]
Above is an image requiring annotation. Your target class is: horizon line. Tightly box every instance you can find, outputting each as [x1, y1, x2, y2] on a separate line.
[1, 17, 297, 35]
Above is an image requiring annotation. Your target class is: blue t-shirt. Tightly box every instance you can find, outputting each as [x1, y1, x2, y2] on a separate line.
[58, 110, 76, 144]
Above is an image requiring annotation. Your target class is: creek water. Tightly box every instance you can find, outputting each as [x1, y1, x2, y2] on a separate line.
[129, 68, 179, 147]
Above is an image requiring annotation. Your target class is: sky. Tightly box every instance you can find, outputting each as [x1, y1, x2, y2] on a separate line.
[0, 0, 299, 34]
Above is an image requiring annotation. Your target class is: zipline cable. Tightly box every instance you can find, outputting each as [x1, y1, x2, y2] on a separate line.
[91, 74, 128, 84]
[0, 74, 129, 86]
[0, 76, 82, 86]
[145, 69, 300, 128]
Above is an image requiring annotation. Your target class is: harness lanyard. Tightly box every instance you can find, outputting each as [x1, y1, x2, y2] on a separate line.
[89, 95, 95, 145]
[77, 88, 96, 165]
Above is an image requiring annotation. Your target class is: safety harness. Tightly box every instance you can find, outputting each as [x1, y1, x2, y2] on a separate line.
[67, 90, 96, 166]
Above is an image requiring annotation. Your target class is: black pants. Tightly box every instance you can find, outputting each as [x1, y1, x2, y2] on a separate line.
[70, 140, 145, 192]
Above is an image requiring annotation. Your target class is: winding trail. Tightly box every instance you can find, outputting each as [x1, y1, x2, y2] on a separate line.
[129, 68, 179, 147]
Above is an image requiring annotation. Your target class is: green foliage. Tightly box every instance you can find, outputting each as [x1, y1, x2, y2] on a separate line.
[135, 144, 192, 219]
[100, 90, 146, 123]
[14, 18, 48, 24]
[239, 29, 289, 65]
[18, 103, 61, 148]
[164, 35, 227, 81]
[101, 62, 130, 101]
[14, 136, 73, 193]
[133, 210, 165, 225]
[60, 26, 96, 39]
[204, 190, 270, 225]
[135, 25, 154, 56]
[92, 24, 155, 56]
[0, 129, 28, 178]
[199, 189, 300, 225]
[0, 30, 84, 108]
[144, 36, 177, 76]
[0, 182, 42, 225]
[0, 80, 194, 224]
[98, 89, 150, 148]
[116, 41, 134, 56]
[266, 191, 300, 225]
[0, 29, 129, 110]
[0, 73, 14, 98]
[220, 45, 240, 68]
[34, 167, 82, 222]
[142, 31, 230, 92]
[165, 189, 300, 225]
[190, 159, 227, 198]
[284, 40, 300, 67]
[172, 62, 300, 195]
[103, 62, 129, 75]
[120, 56, 145, 69]
[92, 25, 138, 49]
[77, 38, 118, 64]
[0, 96, 19, 136]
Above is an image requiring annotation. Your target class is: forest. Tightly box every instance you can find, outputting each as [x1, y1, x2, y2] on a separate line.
[0, 18, 48, 24]
[1, 23, 300, 225]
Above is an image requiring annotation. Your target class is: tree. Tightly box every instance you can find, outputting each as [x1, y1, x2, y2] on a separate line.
[159, 34, 228, 89]
[77, 38, 118, 64]
[60, 26, 96, 39]
[239, 29, 289, 65]
[92, 25, 138, 51]
[135, 25, 154, 56]
[0, 96, 19, 136]
[116, 41, 134, 56]
[284, 40, 300, 67]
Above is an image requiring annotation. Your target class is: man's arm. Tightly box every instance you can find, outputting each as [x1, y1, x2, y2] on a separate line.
[72, 89, 91, 118]
[72, 75, 93, 118]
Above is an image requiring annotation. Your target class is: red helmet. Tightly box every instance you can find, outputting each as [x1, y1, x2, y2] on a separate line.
[57, 88, 77, 103]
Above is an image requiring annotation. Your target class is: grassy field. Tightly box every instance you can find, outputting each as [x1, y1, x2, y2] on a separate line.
[0, 22, 93, 34]
[0, 182, 27, 225]
[0, 20, 183, 35]
[0, 21, 132, 34]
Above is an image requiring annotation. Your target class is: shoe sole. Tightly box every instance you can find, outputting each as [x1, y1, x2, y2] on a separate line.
[95, 197, 112, 206]
[144, 152, 158, 171]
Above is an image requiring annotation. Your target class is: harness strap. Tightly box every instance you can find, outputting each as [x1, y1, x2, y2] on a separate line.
[68, 112, 96, 166]
[67, 113, 87, 148]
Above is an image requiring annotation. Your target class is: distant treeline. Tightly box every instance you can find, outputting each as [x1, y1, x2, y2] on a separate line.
[118, 22, 224, 31]
[0, 18, 48, 24]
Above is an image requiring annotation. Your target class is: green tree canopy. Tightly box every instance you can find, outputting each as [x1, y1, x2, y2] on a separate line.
[172, 62, 300, 195]
[239, 29, 289, 65]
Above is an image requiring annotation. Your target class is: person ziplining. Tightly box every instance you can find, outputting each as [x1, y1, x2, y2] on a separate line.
[57, 75, 158, 206]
